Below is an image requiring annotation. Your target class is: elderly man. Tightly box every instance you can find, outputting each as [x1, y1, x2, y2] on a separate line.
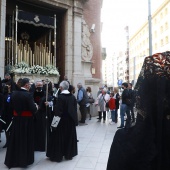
[46, 80, 78, 162]
[77, 83, 88, 124]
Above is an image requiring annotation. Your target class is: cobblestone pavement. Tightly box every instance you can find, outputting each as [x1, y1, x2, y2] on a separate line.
[0, 115, 118, 170]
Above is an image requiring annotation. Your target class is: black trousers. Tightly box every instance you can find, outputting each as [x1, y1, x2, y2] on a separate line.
[115, 109, 118, 122]
[79, 105, 87, 123]
[98, 111, 106, 120]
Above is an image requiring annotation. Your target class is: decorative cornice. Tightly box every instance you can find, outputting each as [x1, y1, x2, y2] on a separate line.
[73, 0, 83, 16]
[37, 0, 72, 9]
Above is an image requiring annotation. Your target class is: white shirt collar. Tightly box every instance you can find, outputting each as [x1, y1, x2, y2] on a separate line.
[61, 90, 70, 94]
[21, 87, 28, 91]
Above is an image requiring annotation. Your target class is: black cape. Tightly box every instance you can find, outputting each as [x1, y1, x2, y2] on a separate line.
[4, 89, 37, 168]
[46, 93, 78, 161]
[107, 52, 170, 170]
[33, 90, 46, 151]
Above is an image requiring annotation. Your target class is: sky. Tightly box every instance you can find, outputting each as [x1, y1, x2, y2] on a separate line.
[101, 0, 164, 55]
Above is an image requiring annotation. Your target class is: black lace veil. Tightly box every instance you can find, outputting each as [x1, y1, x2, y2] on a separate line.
[107, 52, 170, 170]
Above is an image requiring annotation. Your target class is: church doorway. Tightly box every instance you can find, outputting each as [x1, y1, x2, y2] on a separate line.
[5, 0, 66, 81]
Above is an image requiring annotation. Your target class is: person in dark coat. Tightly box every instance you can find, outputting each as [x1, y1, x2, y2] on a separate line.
[4, 78, 37, 169]
[33, 80, 46, 151]
[1, 73, 16, 92]
[1, 84, 12, 148]
[0, 82, 4, 142]
[46, 80, 78, 162]
[113, 87, 120, 123]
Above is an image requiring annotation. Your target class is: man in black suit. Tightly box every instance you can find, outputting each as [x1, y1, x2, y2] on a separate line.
[4, 78, 37, 169]
[117, 82, 131, 128]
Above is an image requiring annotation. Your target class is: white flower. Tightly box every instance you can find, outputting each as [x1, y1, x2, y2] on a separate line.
[13, 62, 60, 75]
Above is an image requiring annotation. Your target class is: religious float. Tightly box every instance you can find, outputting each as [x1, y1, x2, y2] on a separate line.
[5, 6, 60, 83]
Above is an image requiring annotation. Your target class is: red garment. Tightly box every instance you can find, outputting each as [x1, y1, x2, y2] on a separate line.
[109, 97, 116, 110]
[13, 110, 32, 117]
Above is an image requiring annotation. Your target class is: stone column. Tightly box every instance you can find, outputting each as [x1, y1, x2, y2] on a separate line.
[0, 0, 6, 78]
[72, 0, 84, 86]
[65, 7, 73, 83]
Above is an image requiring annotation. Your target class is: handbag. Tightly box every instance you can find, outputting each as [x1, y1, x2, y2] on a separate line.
[88, 98, 95, 103]
[103, 95, 109, 108]
[105, 101, 109, 108]
[51, 116, 61, 128]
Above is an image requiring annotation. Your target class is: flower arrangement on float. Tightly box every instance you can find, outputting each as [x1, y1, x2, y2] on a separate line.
[9, 62, 60, 76]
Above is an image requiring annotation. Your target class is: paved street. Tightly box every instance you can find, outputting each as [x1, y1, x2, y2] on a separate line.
[0, 115, 118, 170]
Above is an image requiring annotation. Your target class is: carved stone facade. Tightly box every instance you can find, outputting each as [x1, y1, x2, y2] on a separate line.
[0, 0, 102, 115]
[82, 18, 93, 62]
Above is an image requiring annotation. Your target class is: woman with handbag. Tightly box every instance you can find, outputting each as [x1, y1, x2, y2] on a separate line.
[86, 87, 94, 120]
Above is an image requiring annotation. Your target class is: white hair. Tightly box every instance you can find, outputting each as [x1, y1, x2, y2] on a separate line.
[77, 83, 82, 87]
[35, 80, 43, 86]
[60, 81, 69, 90]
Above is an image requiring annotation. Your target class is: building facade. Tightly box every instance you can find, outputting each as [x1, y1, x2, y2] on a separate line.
[129, 0, 170, 84]
[0, 0, 103, 96]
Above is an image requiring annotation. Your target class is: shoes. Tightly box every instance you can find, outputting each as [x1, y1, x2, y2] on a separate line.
[117, 126, 124, 129]
[79, 121, 85, 123]
[109, 121, 113, 125]
[97, 116, 102, 119]
[65, 157, 72, 160]
[103, 120, 105, 123]
[97, 119, 101, 122]
[89, 115, 91, 120]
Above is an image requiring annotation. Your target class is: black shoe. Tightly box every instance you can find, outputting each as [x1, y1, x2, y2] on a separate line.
[65, 157, 72, 160]
[117, 126, 124, 129]
[89, 115, 91, 120]
[97, 119, 101, 122]
[97, 116, 102, 119]
[79, 121, 85, 123]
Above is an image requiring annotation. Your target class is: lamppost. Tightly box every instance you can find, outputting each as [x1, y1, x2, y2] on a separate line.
[148, 0, 152, 56]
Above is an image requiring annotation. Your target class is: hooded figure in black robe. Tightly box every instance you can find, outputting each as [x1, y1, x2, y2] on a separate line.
[46, 80, 78, 162]
[4, 78, 37, 169]
[107, 52, 170, 170]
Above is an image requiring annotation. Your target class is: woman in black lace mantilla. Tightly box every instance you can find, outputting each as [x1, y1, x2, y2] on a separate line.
[107, 52, 170, 170]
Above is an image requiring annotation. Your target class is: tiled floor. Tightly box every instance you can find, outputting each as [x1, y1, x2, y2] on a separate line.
[0, 115, 118, 170]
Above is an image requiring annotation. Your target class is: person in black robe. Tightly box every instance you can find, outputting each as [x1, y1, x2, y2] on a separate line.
[37, 81, 53, 152]
[107, 52, 170, 170]
[46, 80, 78, 162]
[33, 80, 46, 151]
[1, 84, 12, 148]
[0, 81, 4, 142]
[4, 78, 37, 169]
